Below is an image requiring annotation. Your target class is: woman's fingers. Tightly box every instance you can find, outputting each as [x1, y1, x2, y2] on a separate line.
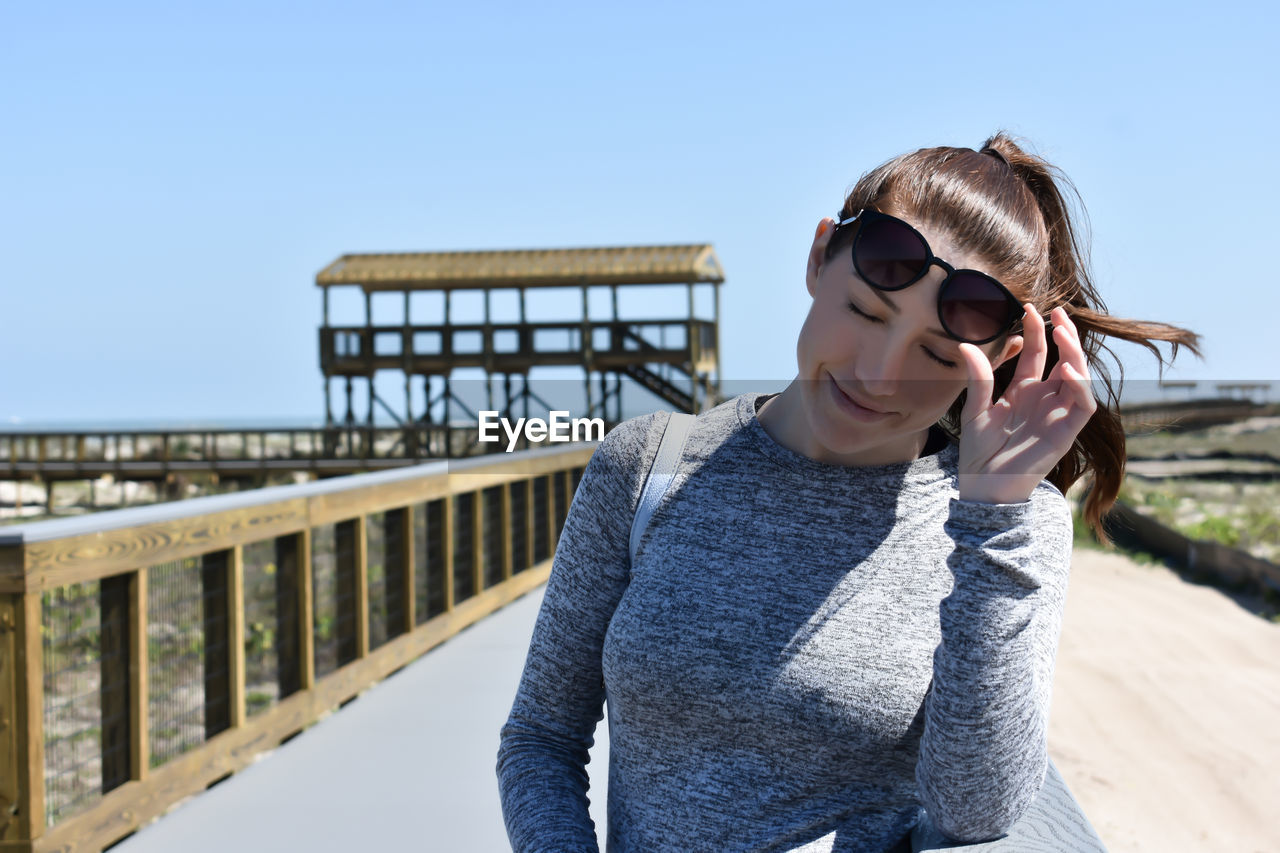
[1012, 303, 1047, 384]
[958, 342, 995, 427]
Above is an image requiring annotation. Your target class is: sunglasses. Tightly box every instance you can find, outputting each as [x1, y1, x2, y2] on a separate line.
[835, 208, 1024, 345]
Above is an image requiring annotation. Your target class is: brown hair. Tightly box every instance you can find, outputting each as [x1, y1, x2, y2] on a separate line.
[826, 133, 1201, 543]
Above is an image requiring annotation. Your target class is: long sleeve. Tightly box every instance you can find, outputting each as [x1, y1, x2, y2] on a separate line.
[496, 412, 663, 853]
[915, 480, 1074, 843]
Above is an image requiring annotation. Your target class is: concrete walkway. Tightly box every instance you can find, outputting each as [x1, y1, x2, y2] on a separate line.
[112, 548, 1280, 853]
[112, 586, 608, 853]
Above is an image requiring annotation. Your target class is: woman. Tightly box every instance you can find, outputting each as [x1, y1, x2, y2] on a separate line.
[496, 133, 1199, 852]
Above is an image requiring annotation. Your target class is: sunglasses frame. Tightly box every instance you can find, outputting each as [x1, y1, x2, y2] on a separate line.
[835, 208, 1024, 345]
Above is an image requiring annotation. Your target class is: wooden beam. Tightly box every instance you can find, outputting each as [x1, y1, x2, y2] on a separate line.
[228, 545, 245, 729]
[129, 569, 148, 783]
[14, 592, 44, 842]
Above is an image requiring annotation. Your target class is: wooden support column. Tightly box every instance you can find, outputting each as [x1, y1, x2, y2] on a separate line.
[713, 282, 721, 389]
[129, 569, 148, 783]
[442, 496, 455, 611]
[1, 582, 46, 843]
[228, 544, 245, 729]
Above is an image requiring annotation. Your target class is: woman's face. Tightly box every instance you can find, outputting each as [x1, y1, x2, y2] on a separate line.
[791, 214, 1022, 466]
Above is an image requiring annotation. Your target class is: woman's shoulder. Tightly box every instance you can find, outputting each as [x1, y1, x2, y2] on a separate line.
[598, 410, 670, 463]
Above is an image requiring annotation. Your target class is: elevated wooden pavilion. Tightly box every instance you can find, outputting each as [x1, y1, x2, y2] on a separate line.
[315, 244, 726, 428]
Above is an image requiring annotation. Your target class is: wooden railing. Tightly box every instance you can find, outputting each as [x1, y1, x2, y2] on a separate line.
[0, 443, 590, 852]
[319, 318, 718, 374]
[0, 425, 544, 480]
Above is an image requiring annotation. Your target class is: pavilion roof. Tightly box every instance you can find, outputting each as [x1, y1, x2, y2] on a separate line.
[315, 244, 724, 291]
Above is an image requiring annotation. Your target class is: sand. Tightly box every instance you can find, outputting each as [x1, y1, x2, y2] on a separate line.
[1048, 548, 1280, 853]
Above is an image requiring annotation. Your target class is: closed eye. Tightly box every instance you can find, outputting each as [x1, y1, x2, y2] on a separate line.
[850, 299, 958, 368]
[922, 347, 958, 369]
[847, 300, 883, 323]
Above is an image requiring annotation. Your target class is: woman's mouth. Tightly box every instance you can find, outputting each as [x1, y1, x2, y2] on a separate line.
[828, 374, 892, 422]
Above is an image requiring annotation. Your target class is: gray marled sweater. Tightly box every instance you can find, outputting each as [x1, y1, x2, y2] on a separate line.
[497, 392, 1073, 852]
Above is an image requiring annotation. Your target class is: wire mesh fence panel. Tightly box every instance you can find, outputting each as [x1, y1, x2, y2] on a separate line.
[275, 535, 302, 701]
[42, 581, 105, 827]
[554, 470, 570, 539]
[383, 510, 406, 642]
[416, 498, 448, 622]
[202, 552, 231, 740]
[453, 492, 476, 605]
[483, 485, 504, 589]
[532, 476, 549, 563]
[310, 524, 340, 679]
[366, 511, 407, 651]
[509, 480, 529, 574]
[241, 539, 281, 718]
[366, 513, 388, 652]
[311, 524, 358, 678]
[148, 557, 207, 769]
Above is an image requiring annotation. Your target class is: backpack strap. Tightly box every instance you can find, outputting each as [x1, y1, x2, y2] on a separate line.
[629, 412, 696, 567]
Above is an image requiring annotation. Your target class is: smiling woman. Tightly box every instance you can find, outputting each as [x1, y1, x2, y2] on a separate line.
[496, 133, 1200, 853]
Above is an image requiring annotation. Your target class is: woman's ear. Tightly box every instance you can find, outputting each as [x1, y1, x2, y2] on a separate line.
[989, 335, 1024, 370]
[806, 218, 837, 297]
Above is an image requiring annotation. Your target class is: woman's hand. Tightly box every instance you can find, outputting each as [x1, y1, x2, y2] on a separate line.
[955, 304, 1096, 505]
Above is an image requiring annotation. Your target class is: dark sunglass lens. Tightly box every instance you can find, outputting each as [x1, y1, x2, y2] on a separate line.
[939, 274, 1015, 342]
[855, 219, 928, 289]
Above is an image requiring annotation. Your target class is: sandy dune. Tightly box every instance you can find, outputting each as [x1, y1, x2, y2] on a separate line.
[1048, 548, 1280, 852]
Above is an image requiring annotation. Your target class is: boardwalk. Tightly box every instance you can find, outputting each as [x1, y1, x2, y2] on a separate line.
[108, 549, 1280, 853]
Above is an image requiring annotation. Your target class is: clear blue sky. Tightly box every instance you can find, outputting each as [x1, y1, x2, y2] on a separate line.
[5, 1, 1277, 425]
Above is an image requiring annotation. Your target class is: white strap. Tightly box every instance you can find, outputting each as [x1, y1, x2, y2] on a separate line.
[629, 412, 695, 567]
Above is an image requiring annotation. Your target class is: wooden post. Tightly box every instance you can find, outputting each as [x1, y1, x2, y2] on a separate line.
[228, 544, 245, 729]
[712, 282, 721, 390]
[355, 515, 368, 659]
[297, 528, 315, 691]
[129, 569, 148, 782]
[1, 588, 46, 842]
[401, 506, 415, 633]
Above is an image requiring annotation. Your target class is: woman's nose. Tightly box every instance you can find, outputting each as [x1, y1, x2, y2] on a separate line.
[857, 338, 910, 398]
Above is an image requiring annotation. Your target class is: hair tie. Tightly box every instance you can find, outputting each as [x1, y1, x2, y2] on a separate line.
[981, 146, 1011, 168]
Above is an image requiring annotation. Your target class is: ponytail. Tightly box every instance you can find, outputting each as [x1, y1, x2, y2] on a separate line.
[976, 133, 1201, 543]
